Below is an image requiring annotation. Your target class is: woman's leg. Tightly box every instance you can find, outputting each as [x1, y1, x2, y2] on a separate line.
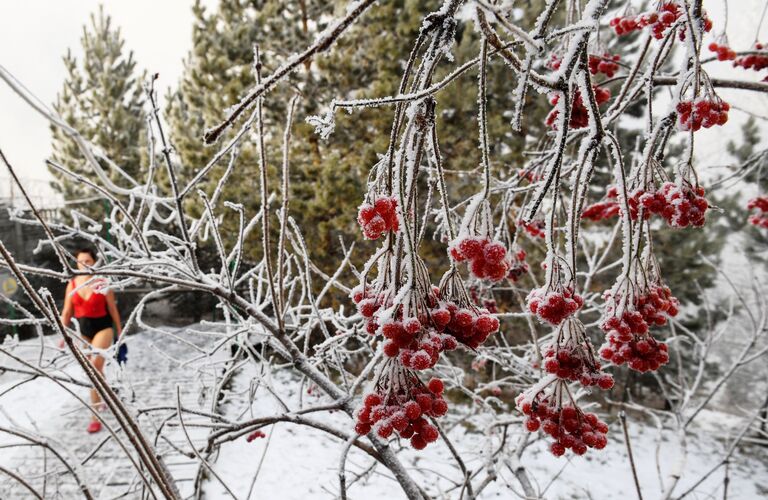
[87, 327, 113, 420]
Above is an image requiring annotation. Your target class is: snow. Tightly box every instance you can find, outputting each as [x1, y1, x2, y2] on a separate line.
[1, 329, 767, 499]
[206, 352, 768, 500]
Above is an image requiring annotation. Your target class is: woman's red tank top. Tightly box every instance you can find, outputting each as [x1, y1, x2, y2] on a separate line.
[71, 280, 108, 318]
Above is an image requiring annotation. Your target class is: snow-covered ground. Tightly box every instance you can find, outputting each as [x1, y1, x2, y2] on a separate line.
[1, 330, 766, 499]
[208, 359, 768, 499]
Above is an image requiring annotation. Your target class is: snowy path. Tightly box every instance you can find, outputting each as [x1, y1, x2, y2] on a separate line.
[2, 331, 767, 499]
[0, 328, 235, 499]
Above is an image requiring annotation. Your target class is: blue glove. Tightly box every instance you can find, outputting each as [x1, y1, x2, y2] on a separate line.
[116, 341, 128, 364]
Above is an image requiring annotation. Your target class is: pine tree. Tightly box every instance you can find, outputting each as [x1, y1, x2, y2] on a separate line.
[725, 117, 767, 268]
[167, 0, 550, 273]
[49, 6, 145, 224]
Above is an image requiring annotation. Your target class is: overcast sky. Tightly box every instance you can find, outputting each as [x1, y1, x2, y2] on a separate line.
[0, 0, 766, 206]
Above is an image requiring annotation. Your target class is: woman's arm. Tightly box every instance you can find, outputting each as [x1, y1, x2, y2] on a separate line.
[106, 290, 122, 336]
[60, 281, 74, 328]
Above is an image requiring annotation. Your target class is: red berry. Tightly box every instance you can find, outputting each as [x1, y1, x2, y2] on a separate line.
[364, 393, 382, 407]
[411, 434, 427, 450]
[431, 398, 448, 416]
[383, 341, 400, 357]
[403, 318, 421, 334]
[550, 442, 566, 456]
[404, 401, 422, 420]
[421, 424, 440, 443]
[355, 422, 371, 435]
[427, 378, 444, 395]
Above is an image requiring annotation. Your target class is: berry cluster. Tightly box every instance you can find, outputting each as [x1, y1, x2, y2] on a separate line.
[507, 248, 530, 282]
[547, 53, 563, 71]
[582, 183, 708, 228]
[517, 387, 609, 456]
[548, 53, 619, 77]
[610, 3, 711, 40]
[382, 319, 446, 370]
[651, 182, 708, 228]
[543, 318, 615, 389]
[352, 284, 387, 335]
[355, 375, 448, 450]
[588, 53, 621, 77]
[527, 285, 584, 326]
[582, 186, 637, 222]
[518, 168, 541, 183]
[708, 42, 736, 61]
[677, 98, 730, 131]
[734, 43, 768, 72]
[354, 281, 501, 354]
[610, 3, 678, 39]
[628, 183, 708, 227]
[441, 303, 500, 349]
[747, 196, 768, 228]
[599, 304, 670, 373]
[449, 236, 510, 282]
[357, 197, 399, 240]
[637, 284, 679, 327]
[582, 200, 620, 221]
[518, 219, 546, 239]
[546, 86, 611, 129]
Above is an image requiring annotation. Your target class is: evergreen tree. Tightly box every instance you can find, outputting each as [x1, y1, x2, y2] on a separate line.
[49, 6, 145, 224]
[725, 117, 767, 268]
[167, 0, 549, 273]
[166, 0, 337, 263]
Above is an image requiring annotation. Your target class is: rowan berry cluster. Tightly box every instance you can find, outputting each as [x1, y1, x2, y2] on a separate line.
[547, 53, 562, 71]
[588, 53, 620, 77]
[637, 284, 680, 327]
[545, 86, 611, 129]
[449, 236, 510, 282]
[440, 303, 500, 349]
[610, 3, 711, 40]
[355, 374, 448, 450]
[382, 319, 446, 370]
[627, 183, 706, 227]
[517, 386, 609, 456]
[599, 300, 670, 373]
[677, 98, 730, 131]
[582, 200, 620, 221]
[527, 284, 584, 326]
[652, 182, 708, 228]
[352, 284, 388, 335]
[708, 42, 736, 61]
[599, 323, 670, 373]
[507, 248, 529, 282]
[518, 219, 546, 239]
[357, 196, 399, 240]
[582, 186, 640, 222]
[543, 318, 615, 389]
[610, 3, 677, 38]
[734, 43, 768, 72]
[583, 183, 708, 228]
[747, 196, 768, 228]
[548, 53, 619, 77]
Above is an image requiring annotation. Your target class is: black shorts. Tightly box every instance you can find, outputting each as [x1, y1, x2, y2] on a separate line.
[78, 315, 113, 339]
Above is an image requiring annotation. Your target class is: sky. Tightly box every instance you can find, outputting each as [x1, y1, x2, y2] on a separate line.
[0, 0, 766, 208]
